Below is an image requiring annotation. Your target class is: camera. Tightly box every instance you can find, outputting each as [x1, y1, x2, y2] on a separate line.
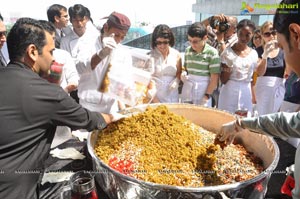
[209, 18, 230, 33]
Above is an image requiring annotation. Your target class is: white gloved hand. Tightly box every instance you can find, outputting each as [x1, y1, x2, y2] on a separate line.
[50, 148, 85, 160]
[97, 33, 117, 60]
[180, 71, 189, 82]
[216, 119, 245, 145]
[262, 40, 277, 59]
[168, 78, 180, 90]
[200, 97, 209, 107]
[146, 80, 157, 98]
[147, 88, 157, 99]
[111, 112, 127, 122]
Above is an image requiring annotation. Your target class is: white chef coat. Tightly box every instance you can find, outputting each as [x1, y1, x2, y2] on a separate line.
[62, 30, 132, 113]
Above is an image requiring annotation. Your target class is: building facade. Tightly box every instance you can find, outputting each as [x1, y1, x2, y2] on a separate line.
[125, 0, 288, 52]
[192, 0, 283, 26]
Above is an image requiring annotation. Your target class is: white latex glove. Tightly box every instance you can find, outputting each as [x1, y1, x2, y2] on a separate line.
[200, 97, 209, 107]
[97, 33, 117, 60]
[216, 119, 245, 145]
[180, 71, 189, 82]
[147, 87, 157, 99]
[168, 78, 180, 90]
[50, 148, 85, 160]
[111, 112, 127, 122]
[143, 80, 157, 102]
[262, 40, 278, 59]
[41, 172, 73, 185]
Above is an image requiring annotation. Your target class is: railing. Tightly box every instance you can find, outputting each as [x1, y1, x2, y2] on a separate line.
[124, 25, 191, 53]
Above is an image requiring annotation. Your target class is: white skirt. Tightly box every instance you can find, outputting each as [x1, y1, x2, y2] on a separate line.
[218, 80, 252, 114]
[154, 76, 179, 103]
[256, 76, 285, 116]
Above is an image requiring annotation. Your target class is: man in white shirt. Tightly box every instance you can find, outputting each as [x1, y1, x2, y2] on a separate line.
[60, 4, 100, 103]
[72, 11, 132, 113]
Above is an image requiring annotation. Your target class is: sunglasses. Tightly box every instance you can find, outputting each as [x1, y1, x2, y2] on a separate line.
[155, 41, 169, 45]
[254, 36, 261, 40]
[263, 30, 277, 37]
[0, 31, 7, 37]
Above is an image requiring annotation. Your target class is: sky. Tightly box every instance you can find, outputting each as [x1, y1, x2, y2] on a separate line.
[2, 0, 196, 27]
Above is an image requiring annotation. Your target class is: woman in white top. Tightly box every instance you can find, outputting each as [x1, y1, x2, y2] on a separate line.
[218, 19, 258, 114]
[149, 24, 182, 103]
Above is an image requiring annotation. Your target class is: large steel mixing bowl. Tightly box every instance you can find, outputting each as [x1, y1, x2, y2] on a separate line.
[88, 103, 279, 199]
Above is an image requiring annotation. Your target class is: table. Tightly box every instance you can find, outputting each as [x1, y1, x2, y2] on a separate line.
[39, 138, 110, 199]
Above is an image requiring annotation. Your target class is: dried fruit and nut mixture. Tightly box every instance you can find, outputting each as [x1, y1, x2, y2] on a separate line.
[94, 105, 263, 187]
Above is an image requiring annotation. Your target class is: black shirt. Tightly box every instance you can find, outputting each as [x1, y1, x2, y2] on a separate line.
[0, 62, 107, 199]
[256, 46, 285, 78]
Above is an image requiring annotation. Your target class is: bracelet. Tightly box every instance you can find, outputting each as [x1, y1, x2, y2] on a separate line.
[204, 93, 211, 99]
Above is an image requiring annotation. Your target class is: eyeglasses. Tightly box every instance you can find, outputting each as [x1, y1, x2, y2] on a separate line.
[0, 31, 7, 37]
[188, 39, 202, 44]
[263, 30, 277, 37]
[155, 41, 169, 45]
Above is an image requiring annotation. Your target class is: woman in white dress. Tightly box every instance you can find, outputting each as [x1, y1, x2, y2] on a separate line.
[218, 19, 258, 115]
[149, 24, 182, 103]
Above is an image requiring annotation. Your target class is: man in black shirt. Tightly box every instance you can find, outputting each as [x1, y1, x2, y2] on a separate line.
[0, 18, 115, 199]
